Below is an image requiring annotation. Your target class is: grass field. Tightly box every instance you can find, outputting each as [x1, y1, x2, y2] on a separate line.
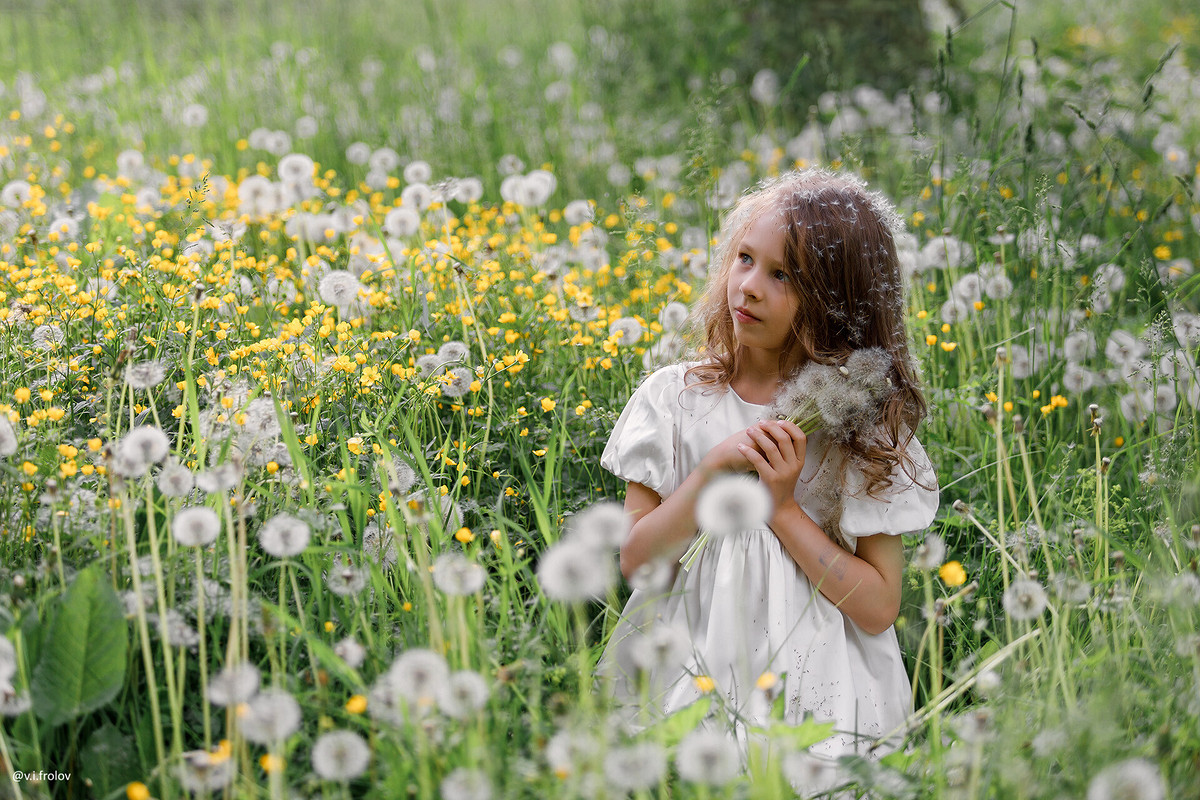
[1, 1, 1199, 798]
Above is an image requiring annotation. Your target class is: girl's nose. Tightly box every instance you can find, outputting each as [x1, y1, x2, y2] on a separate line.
[739, 267, 764, 299]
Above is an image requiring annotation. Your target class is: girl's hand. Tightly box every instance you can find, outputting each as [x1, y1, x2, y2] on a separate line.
[698, 428, 760, 475]
[739, 420, 807, 509]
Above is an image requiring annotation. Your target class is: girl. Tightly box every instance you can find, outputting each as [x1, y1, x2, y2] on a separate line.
[600, 169, 939, 760]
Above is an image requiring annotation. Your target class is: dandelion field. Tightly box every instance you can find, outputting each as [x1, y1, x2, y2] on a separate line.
[1, 1, 1199, 798]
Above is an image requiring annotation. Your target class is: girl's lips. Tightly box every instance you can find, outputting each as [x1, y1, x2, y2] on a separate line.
[734, 308, 760, 324]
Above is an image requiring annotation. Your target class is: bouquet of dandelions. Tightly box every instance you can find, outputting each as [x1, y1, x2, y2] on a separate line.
[680, 347, 897, 570]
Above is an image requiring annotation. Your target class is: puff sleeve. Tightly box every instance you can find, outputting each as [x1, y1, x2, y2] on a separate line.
[838, 434, 939, 552]
[600, 365, 684, 499]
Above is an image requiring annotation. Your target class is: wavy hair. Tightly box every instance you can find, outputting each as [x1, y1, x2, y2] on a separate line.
[684, 169, 930, 497]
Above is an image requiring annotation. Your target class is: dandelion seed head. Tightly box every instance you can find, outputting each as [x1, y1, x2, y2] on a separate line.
[432, 552, 486, 596]
[401, 182, 433, 211]
[326, 557, 367, 596]
[172, 505, 220, 548]
[912, 533, 946, 570]
[695, 474, 772, 537]
[438, 670, 491, 719]
[657, 301, 690, 333]
[32, 323, 64, 350]
[440, 767, 492, 800]
[1086, 757, 1165, 800]
[0, 415, 18, 457]
[206, 663, 260, 707]
[567, 501, 630, 550]
[628, 622, 691, 674]
[177, 748, 234, 793]
[385, 648, 450, 709]
[439, 366, 474, 398]
[258, 513, 311, 558]
[125, 360, 167, 389]
[675, 728, 739, 785]
[318, 270, 363, 309]
[437, 340, 470, 364]
[240, 687, 302, 744]
[608, 316, 645, 345]
[603, 742, 667, 793]
[537, 537, 617, 601]
[781, 749, 842, 797]
[1002, 577, 1048, 621]
[312, 729, 371, 781]
[115, 426, 171, 476]
[156, 459, 195, 497]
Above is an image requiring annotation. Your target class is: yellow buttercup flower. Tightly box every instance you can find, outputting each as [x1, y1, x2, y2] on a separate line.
[939, 561, 967, 587]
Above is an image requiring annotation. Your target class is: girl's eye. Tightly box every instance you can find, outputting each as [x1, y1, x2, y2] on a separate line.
[738, 252, 752, 265]
[773, 269, 789, 282]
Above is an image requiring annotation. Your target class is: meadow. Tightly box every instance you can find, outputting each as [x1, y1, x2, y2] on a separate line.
[0, 0, 1198, 797]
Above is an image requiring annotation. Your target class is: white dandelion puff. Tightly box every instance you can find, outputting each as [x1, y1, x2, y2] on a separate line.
[437, 340, 470, 364]
[258, 513, 311, 558]
[603, 742, 667, 793]
[675, 728, 739, 785]
[239, 687, 302, 744]
[696, 474, 772, 537]
[156, 459, 195, 497]
[567, 501, 630, 550]
[608, 316, 645, 345]
[277, 152, 315, 185]
[386, 648, 450, 708]
[439, 366, 474, 398]
[1086, 757, 1164, 800]
[206, 663, 260, 707]
[326, 559, 367, 596]
[177, 749, 234, 793]
[172, 506, 221, 548]
[403, 160, 433, 184]
[311, 729, 371, 781]
[32, 324, 65, 351]
[334, 637, 367, 669]
[125, 360, 167, 389]
[628, 623, 691, 674]
[1002, 578, 1048, 621]
[537, 538, 617, 602]
[437, 670, 491, 719]
[912, 533, 946, 570]
[432, 552, 486, 596]
[0, 415, 17, 457]
[657, 301, 689, 332]
[318, 270, 363, 309]
[440, 768, 492, 800]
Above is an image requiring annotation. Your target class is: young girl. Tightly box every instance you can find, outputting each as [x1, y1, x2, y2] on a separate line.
[600, 169, 939, 760]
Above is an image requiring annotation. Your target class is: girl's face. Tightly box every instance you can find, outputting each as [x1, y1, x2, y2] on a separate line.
[726, 211, 800, 355]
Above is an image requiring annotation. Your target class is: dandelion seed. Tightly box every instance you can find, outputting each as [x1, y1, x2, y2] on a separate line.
[608, 316, 645, 345]
[950, 707, 994, 743]
[437, 340, 470, 364]
[912, 534, 946, 570]
[437, 670, 490, 719]
[628, 623, 691, 674]
[386, 648, 450, 709]
[258, 513, 311, 558]
[440, 768, 492, 800]
[172, 506, 220, 548]
[125, 360, 167, 389]
[675, 728, 739, 785]
[603, 742, 667, 793]
[567, 501, 630, 549]
[326, 559, 367, 596]
[312, 729, 371, 781]
[1002, 578, 1048, 621]
[537, 537, 616, 602]
[432, 552, 486, 596]
[0, 687, 32, 717]
[0, 415, 17, 457]
[178, 749, 234, 793]
[415, 353, 444, 376]
[1031, 727, 1067, 757]
[207, 664, 260, 707]
[239, 687, 302, 745]
[403, 160, 433, 184]
[545, 728, 598, 777]
[1086, 757, 1165, 800]
[334, 637, 366, 669]
[628, 558, 675, 593]
[696, 474, 772, 537]
[156, 459, 195, 497]
[319, 270, 363, 309]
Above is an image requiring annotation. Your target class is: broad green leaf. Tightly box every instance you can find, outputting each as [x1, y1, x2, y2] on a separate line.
[30, 565, 128, 727]
[645, 697, 713, 749]
[79, 722, 141, 798]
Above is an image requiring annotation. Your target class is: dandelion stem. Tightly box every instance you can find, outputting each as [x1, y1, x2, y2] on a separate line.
[194, 547, 212, 752]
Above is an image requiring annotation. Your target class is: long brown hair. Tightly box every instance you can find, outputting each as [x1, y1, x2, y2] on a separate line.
[685, 169, 930, 497]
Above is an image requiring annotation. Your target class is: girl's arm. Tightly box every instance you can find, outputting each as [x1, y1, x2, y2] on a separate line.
[619, 428, 759, 579]
[742, 419, 904, 635]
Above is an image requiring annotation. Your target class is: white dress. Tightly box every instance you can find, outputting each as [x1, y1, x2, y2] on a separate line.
[599, 363, 939, 758]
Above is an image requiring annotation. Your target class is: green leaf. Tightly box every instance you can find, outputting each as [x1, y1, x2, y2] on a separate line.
[79, 722, 141, 798]
[644, 697, 713, 749]
[30, 565, 128, 726]
[758, 716, 837, 750]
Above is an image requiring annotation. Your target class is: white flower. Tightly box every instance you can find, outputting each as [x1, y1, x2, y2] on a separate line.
[277, 153, 315, 185]
[401, 183, 433, 211]
[1086, 757, 1165, 800]
[608, 316, 645, 344]
[334, 637, 366, 669]
[369, 147, 400, 173]
[440, 768, 491, 800]
[258, 513, 312, 558]
[537, 538, 617, 602]
[1002, 578, 1048, 621]
[628, 623, 691, 674]
[437, 670, 490, 719]
[675, 728, 739, 785]
[921, 235, 971, 270]
[115, 426, 172, 476]
[125, 360, 167, 389]
[239, 688, 302, 744]
[567, 501, 630, 550]
[657, 301, 690, 332]
[326, 559, 367, 596]
[1105, 329, 1146, 366]
[206, 663, 260, 707]
[696, 474, 772, 537]
[311, 730, 371, 781]
[563, 199, 594, 225]
[911, 533, 946, 570]
[385, 648, 449, 708]
[1063, 330, 1096, 362]
[156, 459, 195, 497]
[318, 270, 363, 310]
[172, 506, 221, 548]
[0, 415, 17, 457]
[432, 552, 486, 596]
[750, 69, 780, 105]
[545, 728, 599, 777]
[603, 742, 667, 793]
